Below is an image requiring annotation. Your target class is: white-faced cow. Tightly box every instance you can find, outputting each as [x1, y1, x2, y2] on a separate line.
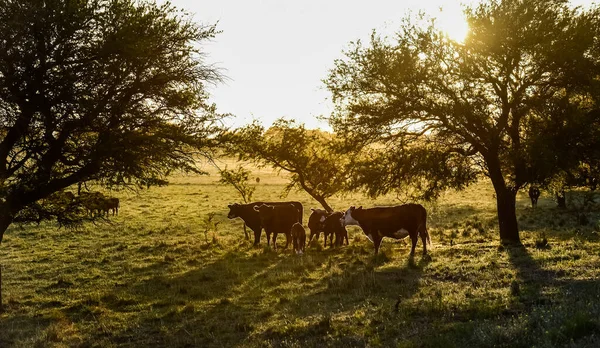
[322, 211, 348, 247]
[307, 208, 329, 245]
[291, 222, 306, 254]
[227, 201, 303, 245]
[343, 204, 431, 256]
[253, 203, 302, 250]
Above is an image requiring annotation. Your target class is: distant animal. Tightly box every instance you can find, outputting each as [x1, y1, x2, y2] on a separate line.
[78, 191, 106, 217]
[307, 208, 329, 245]
[343, 204, 430, 256]
[253, 203, 302, 250]
[528, 186, 541, 208]
[227, 201, 303, 245]
[322, 211, 348, 247]
[102, 197, 120, 216]
[291, 222, 306, 254]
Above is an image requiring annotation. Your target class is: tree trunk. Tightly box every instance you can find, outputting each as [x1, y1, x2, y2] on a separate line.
[495, 187, 521, 244]
[0, 208, 14, 244]
[314, 196, 333, 213]
[556, 190, 566, 209]
[486, 154, 521, 244]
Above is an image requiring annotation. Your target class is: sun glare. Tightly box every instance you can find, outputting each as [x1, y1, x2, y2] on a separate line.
[436, 7, 470, 43]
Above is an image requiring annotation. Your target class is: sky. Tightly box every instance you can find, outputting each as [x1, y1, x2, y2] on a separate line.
[169, 0, 595, 130]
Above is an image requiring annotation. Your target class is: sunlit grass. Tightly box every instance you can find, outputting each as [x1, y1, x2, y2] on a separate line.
[1, 164, 599, 347]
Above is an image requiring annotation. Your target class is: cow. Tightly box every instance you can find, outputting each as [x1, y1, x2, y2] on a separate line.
[77, 191, 106, 217]
[102, 197, 120, 216]
[322, 211, 349, 247]
[227, 201, 303, 245]
[528, 185, 541, 208]
[291, 222, 306, 254]
[307, 208, 329, 245]
[253, 203, 302, 250]
[343, 204, 431, 256]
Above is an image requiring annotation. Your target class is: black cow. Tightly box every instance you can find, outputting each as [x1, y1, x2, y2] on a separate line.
[322, 211, 348, 247]
[227, 201, 303, 245]
[528, 186, 541, 208]
[307, 208, 329, 245]
[291, 222, 307, 254]
[343, 204, 430, 255]
[253, 203, 302, 250]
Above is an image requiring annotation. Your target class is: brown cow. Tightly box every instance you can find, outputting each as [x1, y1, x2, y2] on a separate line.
[291, 222, 306, 254]
[227, 201, 303, 245]
[343, 204, 430, 255]
[307, 208, 329, 245]
[528, 186, 541, 208]
[253, 203, 301, 250]
[322, 211, 348, 247]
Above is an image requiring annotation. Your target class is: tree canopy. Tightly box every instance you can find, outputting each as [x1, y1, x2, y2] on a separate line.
[226, 119, 349, 212]
[0, 0, 224, 242]
[325, 0, 600, 243]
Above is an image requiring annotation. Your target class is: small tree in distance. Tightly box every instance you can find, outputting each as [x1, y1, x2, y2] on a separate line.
[226, 119, 349, 213]
[219, 165, 256, 204]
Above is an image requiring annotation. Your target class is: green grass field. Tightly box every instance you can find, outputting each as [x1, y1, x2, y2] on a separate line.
[1, 161, 600, 347]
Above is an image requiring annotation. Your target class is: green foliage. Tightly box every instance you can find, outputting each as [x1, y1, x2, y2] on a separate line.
[325, 0, 600, 241]
[0, 0, 225, 240]
[226, 119, 349, 212]
[218, 165, 256, 203]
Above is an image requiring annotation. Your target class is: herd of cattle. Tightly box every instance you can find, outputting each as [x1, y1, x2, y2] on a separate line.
[227, 201, 431, 256]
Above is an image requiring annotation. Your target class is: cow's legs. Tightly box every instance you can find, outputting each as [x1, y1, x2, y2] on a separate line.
[344, 228, 349, 245]
[373, 233, 383, 254]
[410, 232, 418, 256]
[266, 231, 272, 247]
[273, 232, 278, 251]
[284, 233, 290, 249]
[252, 228, 262, 246]
[308, 230, 320, 245]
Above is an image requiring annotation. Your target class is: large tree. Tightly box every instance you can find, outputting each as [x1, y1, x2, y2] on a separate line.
[325, 0, 600, 243]
[0, 0, 224, 242]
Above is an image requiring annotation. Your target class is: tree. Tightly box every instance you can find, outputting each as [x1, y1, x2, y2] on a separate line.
[0, 0, 224, 242]
[226, 119, 348, 213]
[219, 165, 256, 204]
[325, 0, 600, 243]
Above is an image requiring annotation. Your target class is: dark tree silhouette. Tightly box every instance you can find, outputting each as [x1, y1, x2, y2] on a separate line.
[325, 0, 600, 243]
[0, 0, 224, 242]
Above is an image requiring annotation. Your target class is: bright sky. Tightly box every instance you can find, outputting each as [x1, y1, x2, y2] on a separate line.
[169, 0, 595, 130]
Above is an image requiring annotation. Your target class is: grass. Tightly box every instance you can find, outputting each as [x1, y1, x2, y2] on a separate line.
[1, 161, 600, 347]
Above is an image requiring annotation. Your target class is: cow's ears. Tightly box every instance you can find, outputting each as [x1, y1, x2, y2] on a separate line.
[253, 205, 260, 212]
[228, 204, 232, 208]
[310, 208, 316, 212]
[357, 206, 363, 210]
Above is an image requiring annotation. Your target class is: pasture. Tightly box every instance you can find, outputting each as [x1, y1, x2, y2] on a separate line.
[1, 161, 600, 348]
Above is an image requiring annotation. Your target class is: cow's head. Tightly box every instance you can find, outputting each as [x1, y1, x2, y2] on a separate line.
[343, 206, 361, 226]
[227, 203, 241, 219]
[253, 203, 275, 223]
[324, 211, 344, 231]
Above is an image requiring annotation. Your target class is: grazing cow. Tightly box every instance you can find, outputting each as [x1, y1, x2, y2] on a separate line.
[227, 201, 303, 245]
[528, 186, 541, 208]
[307, 208, 329, 245]
[253, 203, 302, 250]
[322, 211, 349, 247]
[102, 197, 120, 216]
[78, 191, 106, 217]
[291, 222, 306, 254]
[343, 204, 430, 256]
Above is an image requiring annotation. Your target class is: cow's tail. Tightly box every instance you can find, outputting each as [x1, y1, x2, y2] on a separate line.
[419, 206, 432, 249]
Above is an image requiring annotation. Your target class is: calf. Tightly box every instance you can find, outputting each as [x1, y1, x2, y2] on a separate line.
[307, 208, 329, 245]
[528, 186, 541, 208]
[291, 222, 306, 254]
[253, 203, 301, 250]
[102, 197, 120, 216]
[343, 204, 430, 256]
[322, 211, 348, 247]
[227, 201, 303, 245]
